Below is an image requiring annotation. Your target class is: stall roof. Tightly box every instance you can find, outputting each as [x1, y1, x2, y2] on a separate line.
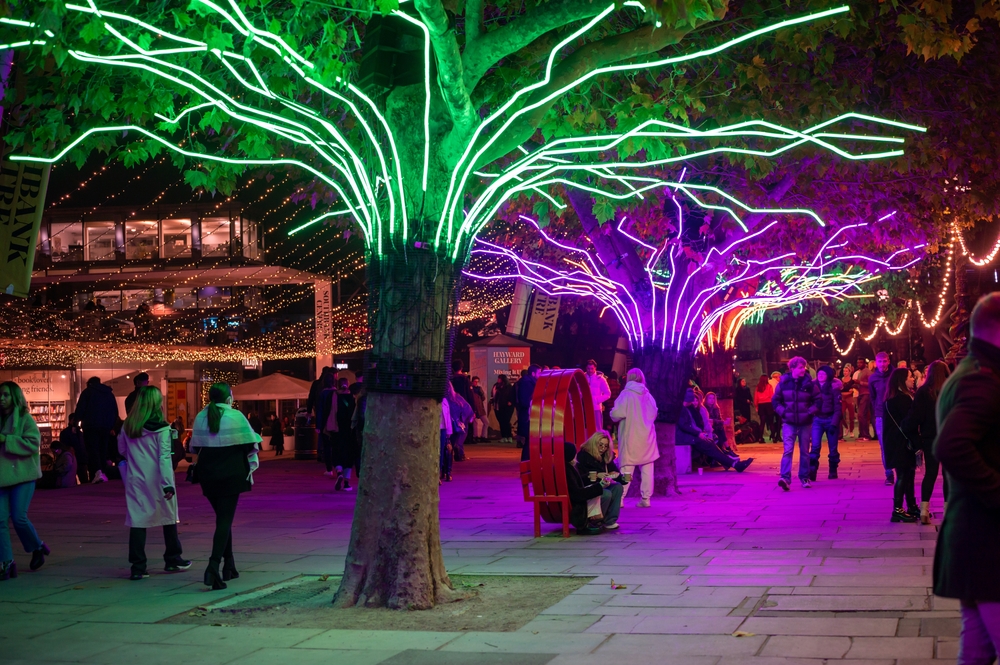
[231, 373, 313, 401]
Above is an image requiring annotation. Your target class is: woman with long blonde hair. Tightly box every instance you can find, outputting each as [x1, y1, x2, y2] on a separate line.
[0, 381, 48, 580]
[574, 431, 625, 530]
[118, 386, 189, 580]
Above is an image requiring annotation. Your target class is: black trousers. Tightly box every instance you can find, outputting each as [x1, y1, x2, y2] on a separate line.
[129, 525, 183, 573]
[497, 407, 514, 438]
[893, 467, 917, 512]
[921, 448, 950, 503]
[83, 428, 108, 479]
[692, 437, 736, 469]
[206, 493, 240, 564]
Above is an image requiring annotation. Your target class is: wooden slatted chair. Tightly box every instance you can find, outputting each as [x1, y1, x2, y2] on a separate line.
[519, 369, 599, 537]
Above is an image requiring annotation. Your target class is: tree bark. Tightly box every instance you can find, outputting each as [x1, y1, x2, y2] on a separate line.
[698, 347, 736, 448]
[334, 247, 460, 609]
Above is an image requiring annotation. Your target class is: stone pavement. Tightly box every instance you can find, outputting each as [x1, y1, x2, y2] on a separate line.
[1, 438, 959, 664]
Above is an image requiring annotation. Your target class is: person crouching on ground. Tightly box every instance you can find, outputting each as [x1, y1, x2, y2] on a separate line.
[118, 386, 191, 580]
[932, 293, 1000, 663]
[882, 367, 918, 523]
[677, 389, 753, 474]
[44, 439, 77, 489]
[772, 356, 819, 491]
[190, 383, 261, 590]
[575, 431, 626, 530]
[609, 368, 659, 508]
[563, 442, 616, 535]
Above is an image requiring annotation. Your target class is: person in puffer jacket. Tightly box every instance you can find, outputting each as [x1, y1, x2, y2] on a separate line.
[772, 357, 819, 491]
[809, 365, 843, 482]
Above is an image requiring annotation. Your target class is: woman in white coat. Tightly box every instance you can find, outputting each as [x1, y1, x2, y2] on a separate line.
[609, 368, 659, 507]
[118, 386, 190, 580]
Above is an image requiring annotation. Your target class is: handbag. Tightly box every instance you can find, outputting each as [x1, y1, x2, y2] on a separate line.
[185, 463, 200, 484]
[885, 406, 916, 452]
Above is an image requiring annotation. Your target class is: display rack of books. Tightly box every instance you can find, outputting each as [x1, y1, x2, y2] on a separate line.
[29, 401, 68, 445]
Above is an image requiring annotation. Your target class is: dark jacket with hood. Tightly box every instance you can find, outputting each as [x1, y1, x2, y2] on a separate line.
[74, 382, 120, 431]
[676, 405, 706, 447]
[772, 373, 819, 427]
[933, 338, 1000, 602]
[563, 443, 604, 528]
[813, 369, 843, 425]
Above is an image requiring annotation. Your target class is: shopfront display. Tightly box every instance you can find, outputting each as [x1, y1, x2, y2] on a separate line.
[0, 370, 72, 445]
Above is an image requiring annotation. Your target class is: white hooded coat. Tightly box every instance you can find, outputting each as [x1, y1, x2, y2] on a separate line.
[118, 425, 178, 528]
[609, 381, 660, 466]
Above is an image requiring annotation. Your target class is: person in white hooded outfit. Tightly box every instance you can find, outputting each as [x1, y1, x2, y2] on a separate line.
[118, 386, 190, 580]
[610, 368, 660, 507]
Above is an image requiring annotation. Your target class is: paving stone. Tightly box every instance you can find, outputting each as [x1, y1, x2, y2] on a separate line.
[739, 617, 899, 637]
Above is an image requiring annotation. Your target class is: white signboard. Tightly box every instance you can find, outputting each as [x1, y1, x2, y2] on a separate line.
[0, 370, 70, 401]
[314, 280, 334, 375]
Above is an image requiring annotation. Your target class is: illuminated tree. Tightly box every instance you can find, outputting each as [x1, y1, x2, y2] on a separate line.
[3, 0, 927, 608]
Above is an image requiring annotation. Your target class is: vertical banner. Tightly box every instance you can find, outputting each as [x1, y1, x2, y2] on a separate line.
[0, 159, 50, 297]
[314, 279, 334, 376]
[505, 279, 532, 337]
[525, 292, 560, 344]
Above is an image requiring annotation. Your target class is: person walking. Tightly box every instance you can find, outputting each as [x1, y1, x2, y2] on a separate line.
[515, 365, 540, 450]
[444, 380, 472, 463]
[190, 383, 261, 590]
[124, 372, 149, 416]
[0, 381, 49, 580]
[492, 374, 515, 443]
[315, 372, 340, 478]
[74, 376, 120, 484]
[584, 360, 612, 430]
[268, 413, 284, 456]
[882, 368, 918, 522]
[754, 374, 775, 443]
[839, 365, 856, 440]
[855, 360, 874, 440]
[902, 360, 950, 524]
[810, 365, 842, 481]
[772, 357, 819, 491]
[439, 394, 453, 483]
[869, 351, 895, 486]
[470, 376, 489, 443]
[118, 386, 191, 580]
[609, 368, 659, 508]
[932, 293, 1000, 662]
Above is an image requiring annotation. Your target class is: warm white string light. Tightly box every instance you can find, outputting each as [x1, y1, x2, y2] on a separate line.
[955, 223, 1000, 267]
[915, 232, 955, 328]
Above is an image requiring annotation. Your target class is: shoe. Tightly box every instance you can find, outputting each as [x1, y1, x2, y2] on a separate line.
[343, 481, 353, 491]
[334, 476, 345, 491]
[445, 474, 452, 482]
[604, 522, 620, 530]
[778, 479, 790, 492]
[906, 508, 921, 520]
[222, 558, 239, 581]
[920, 511, 933, 525]
[885, 476, 895, 486]
[165, 559, 192, 572]
[734, 458, 754, 473]
[30, 543, 50, 571]
[204, 560, 227, 590]
[91, 471, 107, 484]
[636, 499, 650, 508]
[130, 571, 149, 581]
[323, 471, 334, 477]
[809, 469, 818, 482]
[828, 468, 838, 479]
[575, 525, 602, 535]
[801, 480, 812, 489]
[891, 508, 918, 523]
[0, 560, 12, 581]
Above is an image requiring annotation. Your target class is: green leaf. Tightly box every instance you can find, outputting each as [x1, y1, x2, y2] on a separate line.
[532, 199, 550, 220]
[592, 198, 617, 224]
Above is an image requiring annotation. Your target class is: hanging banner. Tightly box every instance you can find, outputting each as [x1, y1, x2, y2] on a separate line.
[0, 159, 50, 297]
[314, 279, 334, 375]
[525, 292, 560, 344]
[505, 279, 532, 337]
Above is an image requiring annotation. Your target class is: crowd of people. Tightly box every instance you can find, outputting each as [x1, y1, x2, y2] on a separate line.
[306, 367, 367, 490]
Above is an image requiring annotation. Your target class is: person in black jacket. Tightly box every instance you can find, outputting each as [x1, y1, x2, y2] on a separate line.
[515, 365, 540, 449]
[676, 390, 753, 473]
[574, 431, 627, 529]
[561, 441, 607, 535]
[73, 376, 120, 484]
[733, 378, 752, 422]
[60, 414, 89, 485]
[492, 374, 515, 443]
[902, 360, 950, 524]
[932, 294, 1000, 661]
[882, 368, 918, 522]
[124, 372, 149, 416]
[772, 357, 819, 491]
[809, 366, 843, 481]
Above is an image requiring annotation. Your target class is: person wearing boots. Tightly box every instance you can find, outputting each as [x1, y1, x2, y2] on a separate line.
[190, 383, 261, 590]
[902, 360, 950, 524]
[882, 368, 918, 522]
[772, 357, 819, 490]
[810, 365, 843, 481]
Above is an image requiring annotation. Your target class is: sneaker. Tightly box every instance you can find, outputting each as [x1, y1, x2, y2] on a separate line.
[129, 571, 150, 581]
[343, 481, 354, 491]
[29, 543, 50, 571]
[164, 559, 192, 572]
[778, 479, 790, 492]
[885, 476, 895, 486]
[604, 522, 620, 530]
[636, 499, 650, 508]
[734, 458, 754, 473]
[828, 468, 839, 479]
[801, 480, 812, 489]
[91, 471, 108, 484]
[891, 508, 918, 523]
[809, 469, 818, 482]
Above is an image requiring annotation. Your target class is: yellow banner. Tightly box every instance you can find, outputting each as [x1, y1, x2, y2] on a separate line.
[525, 292, 560, 344]
[0, 159, 49, 298]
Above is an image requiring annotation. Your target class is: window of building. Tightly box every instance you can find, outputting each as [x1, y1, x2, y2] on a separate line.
[84, 221, 116, 261]
[49, 222, 84, 262]
[161, 218, 192, 259]
[125, 220, 158, 260]
[201, 217, 231, 257]
[242, 218, 259, 260]
[167, 288, 198, 309]
[198, 286, 231, 307]
[93, 290, 123, 311]
[122, 289, 155, 311]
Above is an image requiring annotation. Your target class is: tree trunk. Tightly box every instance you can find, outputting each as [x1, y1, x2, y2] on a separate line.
[698, 348, 736, 449]
[945, 257, 971, 364]
[334, 247, 459, 609]
[633, 344, 694, 497]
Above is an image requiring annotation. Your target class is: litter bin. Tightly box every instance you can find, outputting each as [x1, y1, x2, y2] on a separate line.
[294, 409, 317, 460]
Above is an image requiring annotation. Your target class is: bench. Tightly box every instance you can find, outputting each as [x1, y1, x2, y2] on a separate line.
[519, 369, 599, 537]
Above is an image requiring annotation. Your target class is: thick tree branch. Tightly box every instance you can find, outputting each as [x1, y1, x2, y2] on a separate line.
[415, 0, 477, 129]
[465, 0, 483, 46]
[462, 0, 607, 91]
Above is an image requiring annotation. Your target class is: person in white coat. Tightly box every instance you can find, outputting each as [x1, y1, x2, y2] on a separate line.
[609, 368, 660, 507]
[585, 359, 612, 429]
[118, 386, 190, 580]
